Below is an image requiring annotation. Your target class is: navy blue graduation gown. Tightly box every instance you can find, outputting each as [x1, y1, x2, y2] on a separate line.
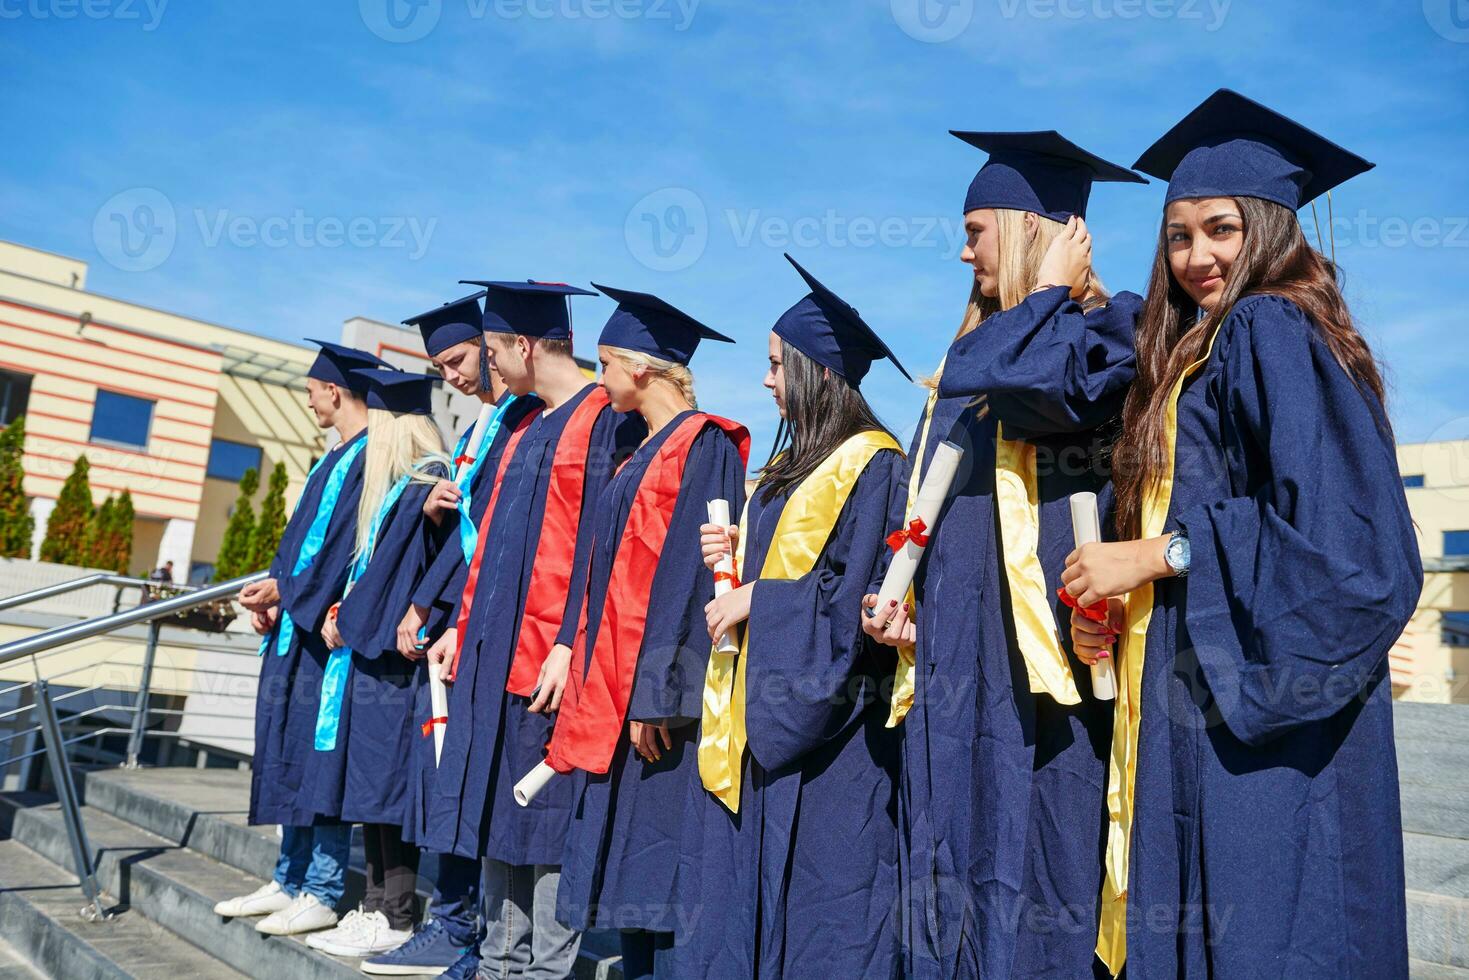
[402, 395, 544, 846]
[249, 431, 366, 827]
[1125, 295, 1421, 977]
[424, 384, 646, 864]
[676, 448, 904, 980]
[298, 466, 443, 826]
[556, 416, 747, 934]
[908, 286, 1139, 978]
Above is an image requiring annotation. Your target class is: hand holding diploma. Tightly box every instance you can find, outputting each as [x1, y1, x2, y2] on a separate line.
[1062, 492, 1117, 701]
[705, 500, 741, 655]
[867, 440, 964, 620]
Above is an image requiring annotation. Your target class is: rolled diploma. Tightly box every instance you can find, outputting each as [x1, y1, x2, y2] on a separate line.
[707, 499, 740, 656]
[1069, 492, 1117, 701]
[431, 403, 499, 762]
[872, 441, 964, 610]
[514, 760, 556, 807]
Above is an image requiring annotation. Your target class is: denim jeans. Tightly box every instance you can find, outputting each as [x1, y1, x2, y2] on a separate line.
[273, 824, 350, 907]
[477, 860, 581, 980]
[429, 851, 483, 948]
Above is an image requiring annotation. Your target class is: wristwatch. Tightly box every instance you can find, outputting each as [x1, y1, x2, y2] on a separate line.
[1164, 529, 1191, 578]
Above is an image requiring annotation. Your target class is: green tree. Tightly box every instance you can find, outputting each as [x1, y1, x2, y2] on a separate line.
[110, 490, 135, 573]
[85, 496, 117, 571]
[39, 455, 94, 566]
[0, 415, 32, 558]
[247, 462, 288, 575]
[214, 467, 259, 581]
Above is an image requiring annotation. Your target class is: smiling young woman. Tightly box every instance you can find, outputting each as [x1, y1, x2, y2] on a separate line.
[1064, 89, 1423, 979]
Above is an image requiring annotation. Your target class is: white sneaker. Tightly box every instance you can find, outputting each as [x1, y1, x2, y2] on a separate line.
[255, 892, 339, 936]
[308, 909, 412, 957]
[305, 907, 369, 954]
[214, 880, 291, 917]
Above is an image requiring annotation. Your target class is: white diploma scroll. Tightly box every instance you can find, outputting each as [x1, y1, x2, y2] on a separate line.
[872, 441, 964, 612]
[431, 402, 498, 764]
[1069, 492, 1117, 702]
[707, 499, 740, 656]
[514, 760, 556, 807]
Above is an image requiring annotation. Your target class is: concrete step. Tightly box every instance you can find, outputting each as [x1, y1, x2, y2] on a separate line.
[0, 937, 44, 980]
[1408, 833, 1469, 901]
[1413, 958, 1469, 979]
[3, 795, 364, 980]
[1395, 702, 1469, 744]
[1410, 889, 1469, 972]
[0, 840, 243, 979]
[1400, 779, 1469, 840]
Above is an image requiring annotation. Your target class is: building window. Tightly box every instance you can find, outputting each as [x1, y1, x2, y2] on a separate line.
[90, 390, 154, 449]
[1443, 612, 1469, 648]
[0, 368, 31, 427]
[207, 439, 263, 482]
[1403, 474, 1426, 489]
[1446, 531, 1469, 558]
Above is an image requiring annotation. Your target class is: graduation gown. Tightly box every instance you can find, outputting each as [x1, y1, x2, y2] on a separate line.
[554, 414, 748, 934]
[424, 384, 646, 864]
[903, 286, 1138, 979]
[678, 445, 904, 980]
[1112, 295, 1421, 978]
[298, 464, 443, 826]
[249, 430, 366, 827]
[402, 394, 543, 845]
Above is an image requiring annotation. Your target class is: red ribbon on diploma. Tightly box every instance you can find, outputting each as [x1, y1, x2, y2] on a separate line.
[714, 565, 741, 590]
[454, 454, 475, 467]
[421, 716, 448, 738]
[1057, 586, 1111, 627]
[886, 517, 930, 552]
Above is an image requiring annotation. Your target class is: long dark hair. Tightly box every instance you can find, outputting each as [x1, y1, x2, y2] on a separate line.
[758, 340, 893, 503]
[1113, 195, 1388, 538]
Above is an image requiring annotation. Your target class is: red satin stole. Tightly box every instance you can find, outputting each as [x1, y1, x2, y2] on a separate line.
[503, 386, 612, 697]
[546, 414, 750, 775]
[450, 407, 542, 676]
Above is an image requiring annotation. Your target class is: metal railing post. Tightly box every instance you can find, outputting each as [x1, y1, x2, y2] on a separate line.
[124, 620, 162, 769]
[34, 679, 108, 921]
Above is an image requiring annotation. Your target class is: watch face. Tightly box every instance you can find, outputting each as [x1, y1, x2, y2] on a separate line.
[1167, 534, 1191, 572]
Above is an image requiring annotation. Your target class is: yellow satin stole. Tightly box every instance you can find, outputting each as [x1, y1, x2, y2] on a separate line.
[994, 425, 1082, 706]
[698, 429, 902, 813]
[1096, 324, 1223, 975]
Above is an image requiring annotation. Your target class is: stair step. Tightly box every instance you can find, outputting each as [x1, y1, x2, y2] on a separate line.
[0, 840, 244, 979]
[4, 796, 364, 980]
[1400, 780, 1469, 840]
[1408, 833, 1469, 900]
[1409, 889, 1469, 971]
[1395, 702, 1469, 744]
[0, 936, 44, 980]
[1414, 958, 1469, 979]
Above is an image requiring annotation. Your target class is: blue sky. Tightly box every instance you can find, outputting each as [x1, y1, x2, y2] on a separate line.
[3, 0, 1467, 456]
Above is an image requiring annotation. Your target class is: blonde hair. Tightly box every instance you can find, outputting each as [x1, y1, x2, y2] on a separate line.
[356, 409, 448, 558]
[607, 347, 697, 409]
[922, 209, 1110, 389]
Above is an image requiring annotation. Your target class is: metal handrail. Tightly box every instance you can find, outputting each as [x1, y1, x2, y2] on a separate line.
[0, 572, 266, 667]
[0, 572, 163, 613]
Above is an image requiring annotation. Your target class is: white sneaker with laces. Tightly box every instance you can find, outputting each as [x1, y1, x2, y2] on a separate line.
[213, 880, 291, 917]
[309, 910, 412, 957]
[305, 907, 370, 953]
[255, 892, 339, 936]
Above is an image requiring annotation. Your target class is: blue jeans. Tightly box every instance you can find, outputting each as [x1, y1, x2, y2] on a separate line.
[477, 860, 581, 980]
[619, 930, 674, 980]
[273, 824, 350, 907]
[429, 851, 483, 948]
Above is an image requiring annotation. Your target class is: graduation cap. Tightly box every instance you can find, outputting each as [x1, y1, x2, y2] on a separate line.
[1133, 88, 1374, 210]
[952, 130, 1147, 221]
[305, 339, 390, 393]
[773, 253, 910, 386]
[458, 279, 598, 341]
[591, 283, 734, 366]
[351, 367, 437, 415]
[402, 292, 484, 358]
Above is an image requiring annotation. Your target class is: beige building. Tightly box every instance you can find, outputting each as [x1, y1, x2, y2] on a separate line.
[1396, 438, 1469, 703]
[0, 240, 325, 581]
